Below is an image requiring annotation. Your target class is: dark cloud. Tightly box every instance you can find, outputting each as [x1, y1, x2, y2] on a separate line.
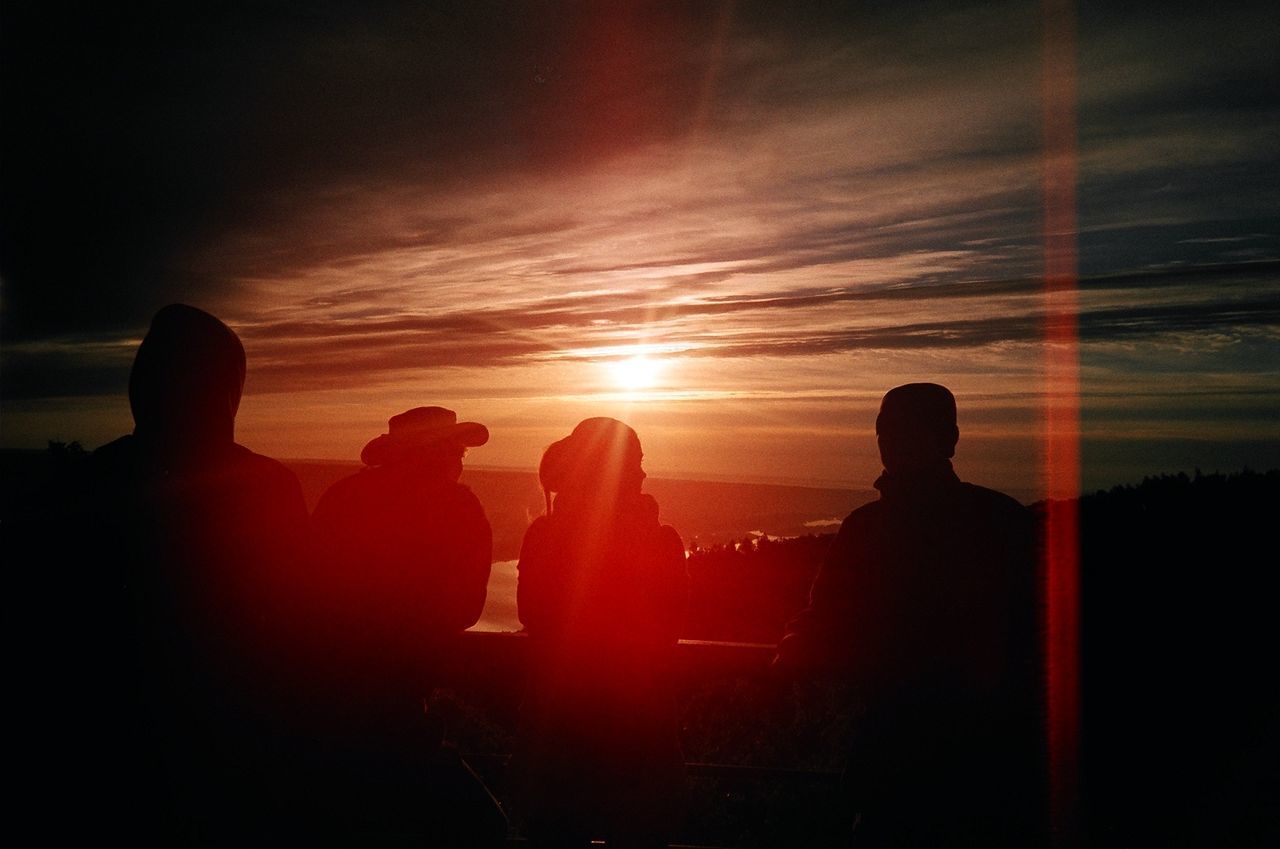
[8, 264, 1275, 400]
[2, 0, 1277, 423]
[1, 1, 724, 336]
[234, 260, 1280, 344]
[666, 295, 1280, 360]
[237, 280, 1279, 390]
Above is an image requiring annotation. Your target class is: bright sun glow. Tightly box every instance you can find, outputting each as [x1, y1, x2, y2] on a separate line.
[606, 355, 664, 391]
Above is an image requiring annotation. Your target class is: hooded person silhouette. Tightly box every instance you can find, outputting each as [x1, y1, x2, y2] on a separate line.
[775, 383, 1044, 848]
[66, 304, 311, 841]
[513, 417, 687, 849]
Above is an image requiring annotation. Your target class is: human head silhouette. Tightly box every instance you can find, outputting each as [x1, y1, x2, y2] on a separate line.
[360, 406, 489, 482]
[128, 304, 246, 455]
[875, 383, 959, 474]
[539, 417, 645, 513]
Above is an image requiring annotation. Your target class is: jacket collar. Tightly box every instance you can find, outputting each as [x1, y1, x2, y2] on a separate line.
[874, 460, 961, 503]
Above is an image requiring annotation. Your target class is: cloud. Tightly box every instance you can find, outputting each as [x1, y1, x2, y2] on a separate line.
[3, 0, 1276, 500]
[9, 262, 1274, 401]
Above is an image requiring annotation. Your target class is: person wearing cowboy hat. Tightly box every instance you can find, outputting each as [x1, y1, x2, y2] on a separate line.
[310, 406, 503, 841]
[314, 406, 493, 639]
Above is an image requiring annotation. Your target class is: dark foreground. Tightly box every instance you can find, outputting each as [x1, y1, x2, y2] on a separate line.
[5, 459, 1279, 846]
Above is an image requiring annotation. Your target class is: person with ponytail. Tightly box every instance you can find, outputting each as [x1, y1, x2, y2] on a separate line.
[514, 417, 687, 849]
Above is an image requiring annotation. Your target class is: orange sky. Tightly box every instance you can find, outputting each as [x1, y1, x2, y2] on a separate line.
[3, 3, 1278, 501]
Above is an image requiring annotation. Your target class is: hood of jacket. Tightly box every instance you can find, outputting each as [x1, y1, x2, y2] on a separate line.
[128, 304, 246, 456]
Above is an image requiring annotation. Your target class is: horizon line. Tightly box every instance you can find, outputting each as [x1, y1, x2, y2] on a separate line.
[283, 457, 870, 493]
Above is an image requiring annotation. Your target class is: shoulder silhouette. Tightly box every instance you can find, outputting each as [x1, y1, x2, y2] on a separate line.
[308, 405, 504, 844]
[313, 405, 493, 645]
[776, 383, 1044, 848]
[63, 304, 311, 841]
[514, 417, 687, 848]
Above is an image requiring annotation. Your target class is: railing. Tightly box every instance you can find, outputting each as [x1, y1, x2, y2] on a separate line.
[437, 630, 779, 687]
[433, 631, 849, 848]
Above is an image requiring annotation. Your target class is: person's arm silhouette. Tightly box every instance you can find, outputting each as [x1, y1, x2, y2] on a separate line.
[431, 486, 493, 632]
[516, 516, 555, 632]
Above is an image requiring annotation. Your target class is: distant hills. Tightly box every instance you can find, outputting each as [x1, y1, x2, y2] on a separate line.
[286, 460, 872, 561]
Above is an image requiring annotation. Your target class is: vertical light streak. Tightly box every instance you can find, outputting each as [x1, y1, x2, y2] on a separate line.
[1041, 1, 1082, 846]
[689, 0, 735, 142]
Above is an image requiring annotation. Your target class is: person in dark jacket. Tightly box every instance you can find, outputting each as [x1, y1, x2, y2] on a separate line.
[312, 406, 492, 657]
[310, 405, 502, 843]
[515, 417, 687, 849]
[65, 304, 312, 841]
[775, 383, 1044, 848]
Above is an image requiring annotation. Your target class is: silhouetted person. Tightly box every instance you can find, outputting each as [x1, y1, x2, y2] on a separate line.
[515, 418, 687, 849]
[775, 383, 1043, 847]
[310, 406, 502, 843]
[66, 304, 311, 841]
[312, 406, 492, 685]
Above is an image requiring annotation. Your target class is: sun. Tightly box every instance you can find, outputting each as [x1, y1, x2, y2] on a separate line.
[606, 355, 664, 392]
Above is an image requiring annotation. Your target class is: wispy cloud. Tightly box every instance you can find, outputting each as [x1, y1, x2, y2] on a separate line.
[3, 2, 1276, 492]
[10, 263, 1274, 400]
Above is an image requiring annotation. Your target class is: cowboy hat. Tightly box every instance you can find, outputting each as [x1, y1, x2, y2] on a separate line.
[361, 406, 489, 466]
